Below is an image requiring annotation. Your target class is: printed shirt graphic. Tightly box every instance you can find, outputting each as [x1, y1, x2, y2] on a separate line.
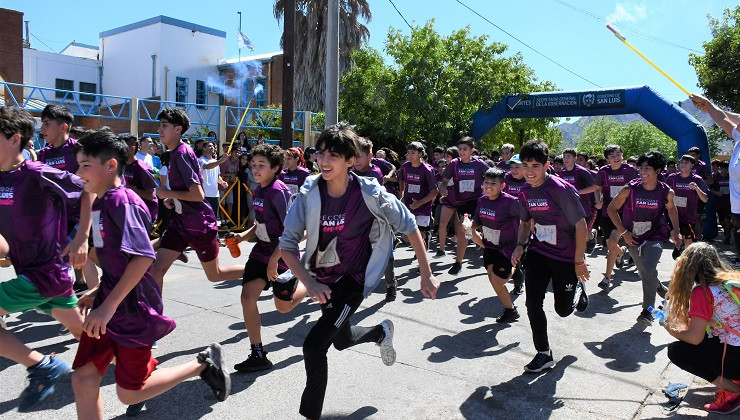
[441, 157, 490, 204]
[666, 173, 709, 224]
[400, 161, 437, 216]
[167, 143, 217, 235]
[595, 163, 639, 211]
[311, 175, 374, 285]
[91, 186, 175, 347]
[619, 179, 670, 242]
[559, 165, 596, 218]
[503, 173, 527, 197]
[124, 159, 158, 220]
[280, 166, 312, 195]
[519, 175, 586, 262]
[689, 285, 740, 346]
[473, 192, 522, 258]
[250, 178, 292, 269]
[38, 137, 81, 222]
[0, 161, 82, 297]
[712, 172, 731, 209]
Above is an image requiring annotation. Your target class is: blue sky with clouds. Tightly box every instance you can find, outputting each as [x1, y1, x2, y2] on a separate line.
[3, 0, 736, 103]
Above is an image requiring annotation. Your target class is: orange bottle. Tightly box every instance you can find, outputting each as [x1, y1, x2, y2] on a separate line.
[224, 233, 241, 258]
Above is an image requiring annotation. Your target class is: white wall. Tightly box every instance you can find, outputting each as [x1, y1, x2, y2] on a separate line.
[23, 48, 100, 95]
[101, 24, 162, 99]
[61, 44, 99, 60]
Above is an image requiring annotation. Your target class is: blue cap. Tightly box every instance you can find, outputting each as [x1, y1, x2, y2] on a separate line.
[508, 154, 521, 164]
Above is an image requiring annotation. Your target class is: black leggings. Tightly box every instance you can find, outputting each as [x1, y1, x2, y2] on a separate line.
[668, 336, 740, 383]
[300, 276, 384, 419]
[524, 250, 578, 352]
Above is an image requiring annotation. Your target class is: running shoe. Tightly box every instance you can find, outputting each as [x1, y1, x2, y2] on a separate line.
[598, 276, 611, 291]
[378, 320, 396, 366]
[18, 356, 71, 412]
[197, 343, 231, 401]
[704, 389, 740, 414]
[448, 262, 462, 275]
[524, 351, 555, 373]
[234, 351, 273, 373]
[574, 282, 588, 312]
[386, 283, 397, 302]
[496, 307, 519, 323]
[636, 309, 653, 326]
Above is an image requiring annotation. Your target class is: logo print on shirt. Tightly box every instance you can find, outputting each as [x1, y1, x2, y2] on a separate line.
[458, 167, 475, 176]
[406, 173, 421, 182]
[635, 198, 659, 209]
[253, 197, 264, 212]
[528, 198, 550, 212]
[321, 214, 345, 233]
[0, 187, 14, 206]
[45, 156, 66, 169]
[480, 207, 496, 221]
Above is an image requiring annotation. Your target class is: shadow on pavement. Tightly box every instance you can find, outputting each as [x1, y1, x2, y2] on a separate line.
[422, 322, 519, 363]
[583, 324, 668, 372]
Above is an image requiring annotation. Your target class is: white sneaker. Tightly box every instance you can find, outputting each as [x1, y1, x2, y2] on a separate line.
[378, 319, 396, 366]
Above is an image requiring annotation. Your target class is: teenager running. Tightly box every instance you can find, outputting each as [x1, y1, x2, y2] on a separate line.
[666, 154, 709, 252]
[399, 142, 438, 247]
[281, 147, 312, 196]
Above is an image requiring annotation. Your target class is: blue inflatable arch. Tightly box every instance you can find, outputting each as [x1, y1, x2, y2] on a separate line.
[472, 85, 716, 238]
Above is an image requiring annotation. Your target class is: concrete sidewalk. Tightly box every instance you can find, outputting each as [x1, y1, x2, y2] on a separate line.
[0, 237, 735, 419]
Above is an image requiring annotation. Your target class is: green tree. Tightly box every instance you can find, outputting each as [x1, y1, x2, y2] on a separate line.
[274, 0, 371, 112]
[574, 118, 677, 159]
[689, 5, 740, 111]
[339, 20, 558, 152]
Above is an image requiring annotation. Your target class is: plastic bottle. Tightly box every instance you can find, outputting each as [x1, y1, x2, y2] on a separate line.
[462, 214, 473, 240]
[647, 300, 667, 325]
[224, 232, 241, 258]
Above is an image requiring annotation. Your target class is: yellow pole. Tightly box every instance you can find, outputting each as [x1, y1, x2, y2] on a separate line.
[227, 106, 250, 154]
[606, 24, 691, 97]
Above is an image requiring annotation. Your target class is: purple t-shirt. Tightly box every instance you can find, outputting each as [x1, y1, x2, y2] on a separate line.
[124, 159, 158, 220]
[38, 137, 79, 174]
[91, 186, 175, 347]
[595, 163, 639, 212]
[167, 142, 217, 235]
[712, 173, 731, 209]
[667, 173, 709, 224]
[353, 164, 384, 185]
[559, 165, 596, 218]
[251, 178, 292, 269]
[503, 173, 527, 197]
[280, 166, 311, 195]
[519, 175, 586, 262]
[473, 192, 521, 258]
[619, 179, 671, 242]
[692, 160, 710, 179]
[0, 161, 82, 298]
[441, 158, 490, 204]
[496, 160, 511, 172]
[371, 158, 394, 176]
[311, 175, 374, 285]
[400, 161, 437, 217]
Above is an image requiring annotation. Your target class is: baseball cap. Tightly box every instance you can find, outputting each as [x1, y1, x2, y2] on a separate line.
[508, 154, 522, 164]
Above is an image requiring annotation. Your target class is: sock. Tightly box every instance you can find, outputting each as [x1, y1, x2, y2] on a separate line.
[251, 343, 264, 358]
[539, 349, 551, 356]
[29, 355, 51, 370]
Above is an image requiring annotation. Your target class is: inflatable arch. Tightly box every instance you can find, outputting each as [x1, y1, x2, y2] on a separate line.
[472, 85, 717, 239]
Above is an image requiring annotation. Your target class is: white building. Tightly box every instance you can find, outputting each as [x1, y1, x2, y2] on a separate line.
[23, 46, 100, 101]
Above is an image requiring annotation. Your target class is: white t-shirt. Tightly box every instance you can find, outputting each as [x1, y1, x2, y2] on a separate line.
[136, 151, 154, 170]
[730, 128, 740, 213]
[198, 156, 220, 198]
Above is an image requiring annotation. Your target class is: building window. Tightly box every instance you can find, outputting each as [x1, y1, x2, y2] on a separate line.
[196, 80, 207, 109]
[244, 77, 268, 107]
[79, 82, 96, 102]
[55, 78, 73, 99]
[175, 77, 188, 104]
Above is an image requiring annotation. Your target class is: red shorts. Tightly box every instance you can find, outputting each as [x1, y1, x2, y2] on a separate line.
[73, 333, 158, 390]
[160, 227, 219, 262]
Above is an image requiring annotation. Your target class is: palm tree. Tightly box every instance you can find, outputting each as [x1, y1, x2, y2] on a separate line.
[274, 0, 371, 112]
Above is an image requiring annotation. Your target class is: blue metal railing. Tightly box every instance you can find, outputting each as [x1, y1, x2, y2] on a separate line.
[1, 81, 131, 119]
[225, 106, 312, 132]
[138, 99, 220, 127]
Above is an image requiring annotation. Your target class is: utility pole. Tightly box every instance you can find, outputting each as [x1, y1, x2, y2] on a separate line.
[281, 0, 295, 149]
[237, 11, 242, 107]
[325, 0, 339, 127]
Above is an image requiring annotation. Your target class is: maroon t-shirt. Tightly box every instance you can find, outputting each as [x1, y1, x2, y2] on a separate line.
[124, 159, 158, 220]
[280, 167, 312, 195]
[251, 178, 292, 269]
[167, 142, 218, 235]
[619, 179, 671, 242]
[473, 192, 521, 258]
[400, 161, 437, 217]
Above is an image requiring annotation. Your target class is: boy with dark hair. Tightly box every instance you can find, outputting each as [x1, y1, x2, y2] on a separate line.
[497, 143, 515, 171]
[353, 138, 384, 185]
[470, 167, 521, 322]
[511, 139, 589, 373]
[560, 148, 599, 248]
[280, 122, 439, 420]
[552, 155, 564, 173]
[666, 154, 708, 250]
[226, 144, 293, 372]
[712, 160, 731, 244]
[439, 136, 490, 275]
[149, 108, 243, 290]
[400, 141, 438, 245]
[72, 131, 230, 419]
[607, 151, 681, 326]
[686, 146, 713, 239]
[432, 146, 445, 165]
[0, 107, 86, 411]
[122, 135, 158, 222]
[594, 145, 639, 290]
[503, 154, 527, 197]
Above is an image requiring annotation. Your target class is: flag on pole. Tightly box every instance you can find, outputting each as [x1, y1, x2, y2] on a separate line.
[237, 30, 255, 51]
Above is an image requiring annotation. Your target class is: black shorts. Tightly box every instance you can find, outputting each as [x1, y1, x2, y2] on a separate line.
[242, 257, 288, 289]
[679, 222, 696, 240]
[697, 201, 706, 214]
[457, 200, 478, 219]
[717, 207, 731, 221]
[601, 216, 616, 239]
[483, 248, 513, 278]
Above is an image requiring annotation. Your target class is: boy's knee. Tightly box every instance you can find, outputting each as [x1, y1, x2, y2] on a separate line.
[71, 369, 98, 393]
[555, 304, 574, 318]
[116, 387, 140, 406]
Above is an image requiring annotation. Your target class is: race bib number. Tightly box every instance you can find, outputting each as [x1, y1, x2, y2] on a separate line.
[288, 184, 299, 195]
[315, 237, 340, 269]
[534, 223, 557, 245]
[673, 196, 688, 208]
[482, 226, 501, 245]
[610, 185, 622, 199]
[459, 179, 475, 193]
[416, 215, 431, 227]
[633, 221, 652, 237]
[255, 222, 271, 242]
[91, 210, 103, 248]
[721, 186, 730, 195]
[447, 179, 454, 187]
[407, 183, 421, 194]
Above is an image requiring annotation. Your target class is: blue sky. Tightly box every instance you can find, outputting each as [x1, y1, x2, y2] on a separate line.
[3, 0, 736, 103]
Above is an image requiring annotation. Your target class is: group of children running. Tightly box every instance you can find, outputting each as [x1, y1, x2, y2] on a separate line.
[0, 93, 739, 417]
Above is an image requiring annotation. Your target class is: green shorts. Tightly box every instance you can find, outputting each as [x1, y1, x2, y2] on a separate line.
[0, 276, 78, 315]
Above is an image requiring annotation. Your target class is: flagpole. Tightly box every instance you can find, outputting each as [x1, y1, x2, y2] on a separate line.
[237, 11, 242, 108]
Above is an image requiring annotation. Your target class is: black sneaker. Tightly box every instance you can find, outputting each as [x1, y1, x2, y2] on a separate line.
[496, 307, 520, 323]
[636, 309, 653, 326]
[511, 269, 524, 295]
[197, 343, 231, 401]
[671, 246, 682, 260]
[511, 282, 524, 295]
[234, 351, 273, 373]
[448, 262, 462, 275]
[435, 249, 445, 258]
[598, 276, 610, 291]
[73, 282, 88, 296]
[125, 401, 146, 417]
[657, 283, 668, 299]
[574, 282, 588, 312]
[386, 284, 397, 302]
[524, 351, 555, 373]
[615, 246, 626, 269]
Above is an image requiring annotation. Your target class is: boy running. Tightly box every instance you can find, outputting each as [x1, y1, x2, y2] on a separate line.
[279, 123, 439, 420]
[352, 138, 384, 185]
[281, 147, 312, 196]
[399, 142, 438, 246]
[511, 140, 590, 373]
[666, 154, 709, 250]
[72, 131, 229, 419]
[122, 135, 159, 222]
